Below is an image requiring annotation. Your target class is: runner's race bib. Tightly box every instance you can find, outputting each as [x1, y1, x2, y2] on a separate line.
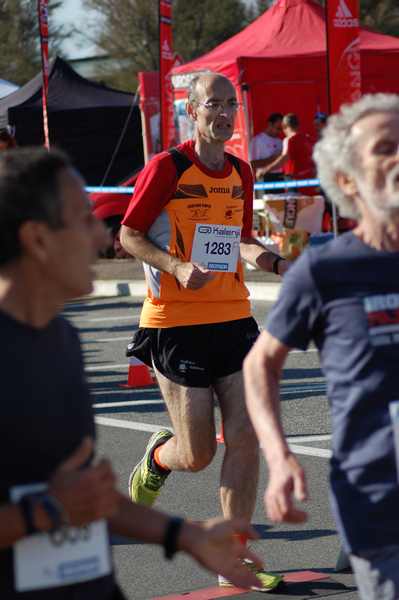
[191, 224, 241, 272]
[11, 483, 112, 592]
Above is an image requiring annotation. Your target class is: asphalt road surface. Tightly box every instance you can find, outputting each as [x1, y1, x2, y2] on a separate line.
[62, 295, 357, 600]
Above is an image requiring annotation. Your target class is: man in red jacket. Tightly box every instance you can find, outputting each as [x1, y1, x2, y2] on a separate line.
[261, 113, 316, 194]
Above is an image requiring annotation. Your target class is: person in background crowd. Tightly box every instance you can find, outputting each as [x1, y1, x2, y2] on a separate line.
[0, 126, 16, 152]
[0, 146, 266, 599]
[313, 112, 327, 141]
[261, 113, 316, 195]
[249, 113, 284, 196]
[311, 112, 357, 233]
[102, 215, 131, 259]
[244, 93, 399, 600]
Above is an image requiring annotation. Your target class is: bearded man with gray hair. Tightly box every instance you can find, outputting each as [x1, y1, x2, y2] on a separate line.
[243, 93, 399, 599]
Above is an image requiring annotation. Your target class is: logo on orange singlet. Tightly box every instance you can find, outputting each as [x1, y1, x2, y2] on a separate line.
[209, 186, 230, 194]
[187, 203, 211, 221]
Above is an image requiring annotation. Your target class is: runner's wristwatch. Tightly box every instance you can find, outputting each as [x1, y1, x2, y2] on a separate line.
[272, 255, 284, 275]
[19, 492, 69, 535]
[163, 517, 184, 560]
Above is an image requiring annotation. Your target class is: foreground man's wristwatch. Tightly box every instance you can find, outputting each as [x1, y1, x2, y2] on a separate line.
[19, 492, 69, 535]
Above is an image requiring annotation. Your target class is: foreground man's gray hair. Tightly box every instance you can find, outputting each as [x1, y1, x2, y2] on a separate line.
[313, 94, 399, 219]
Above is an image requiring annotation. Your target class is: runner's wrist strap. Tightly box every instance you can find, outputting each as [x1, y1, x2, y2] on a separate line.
[272, 255, 284, 275]
[19, 492, 69, 535]
[163, 517, 184, 560]
[19, 494, 36, 535]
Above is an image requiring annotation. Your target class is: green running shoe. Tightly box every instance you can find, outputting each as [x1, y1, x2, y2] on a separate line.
[218, 559, 283, 593]
[128, 429, 173, 506]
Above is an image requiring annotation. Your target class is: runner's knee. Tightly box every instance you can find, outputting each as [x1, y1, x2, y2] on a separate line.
[181, 443, 217, 472]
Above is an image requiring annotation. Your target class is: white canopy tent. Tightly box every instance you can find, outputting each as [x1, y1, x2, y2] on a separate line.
[0, 79, 18, 99]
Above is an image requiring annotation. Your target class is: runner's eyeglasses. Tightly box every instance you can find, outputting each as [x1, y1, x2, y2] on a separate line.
[197, 101, 242, 113]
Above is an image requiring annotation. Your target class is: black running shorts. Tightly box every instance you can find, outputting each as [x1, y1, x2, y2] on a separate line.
[128, 317, 259, 388]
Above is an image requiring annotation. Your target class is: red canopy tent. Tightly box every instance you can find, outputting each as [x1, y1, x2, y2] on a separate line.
[171, 0, 399, 159]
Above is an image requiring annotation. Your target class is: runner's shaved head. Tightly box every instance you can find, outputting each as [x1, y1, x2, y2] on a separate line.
[188, 73, 236, 105]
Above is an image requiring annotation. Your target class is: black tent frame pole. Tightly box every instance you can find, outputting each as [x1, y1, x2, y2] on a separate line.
[324, 0, 332, 115]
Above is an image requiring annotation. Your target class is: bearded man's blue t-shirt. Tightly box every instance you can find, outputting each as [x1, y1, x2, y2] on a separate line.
[266, 231, 399, 553]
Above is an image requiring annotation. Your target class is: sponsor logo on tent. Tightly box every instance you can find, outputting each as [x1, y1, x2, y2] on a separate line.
[334, 0, 359, 28]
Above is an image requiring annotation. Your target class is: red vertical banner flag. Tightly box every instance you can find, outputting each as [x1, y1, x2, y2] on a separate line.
[37, 0, 50, 149]
[326, 0, 361, 114]
[159, 0, 177, 150]
[138, 71, 161, 162]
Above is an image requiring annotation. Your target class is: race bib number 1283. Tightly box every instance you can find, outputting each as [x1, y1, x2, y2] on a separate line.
[190, 224, 241, 272]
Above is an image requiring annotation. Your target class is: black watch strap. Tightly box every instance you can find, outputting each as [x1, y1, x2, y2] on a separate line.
[272, 255, 283, 275]
[18, 492, 69, 536]
[19, 494, 37, 535]
[41, 494, 69, 532]
[163, 517, 184, 560]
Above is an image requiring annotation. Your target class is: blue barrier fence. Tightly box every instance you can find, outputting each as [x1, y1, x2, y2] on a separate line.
[86, 178, 320, 195]
[255, 179, 319, 190]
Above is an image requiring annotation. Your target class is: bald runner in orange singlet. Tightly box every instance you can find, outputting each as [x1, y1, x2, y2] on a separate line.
[120, 73, 289, 592]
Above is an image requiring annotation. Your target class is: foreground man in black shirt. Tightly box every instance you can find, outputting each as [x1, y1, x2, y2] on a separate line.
[0, 148, 262, 599]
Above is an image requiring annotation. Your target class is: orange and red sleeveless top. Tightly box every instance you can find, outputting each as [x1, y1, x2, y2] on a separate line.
[122, 140, 254, 328]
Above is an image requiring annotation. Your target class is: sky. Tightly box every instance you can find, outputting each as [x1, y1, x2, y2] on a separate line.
[53, 0, 100, 59]
[53, 0, 257, 60]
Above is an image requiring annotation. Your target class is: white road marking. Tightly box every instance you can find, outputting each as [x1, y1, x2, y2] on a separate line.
[86, 281, 281, 302]
[286, 434, 331, 443]
[92, 388, 156, 396]
[281, 384, 326, 394]
[288, 444, 332, 458]
[94, 417, 331, 458]
[90, 336, 131, 343]
[94, 399, 164, 408]
[247, 282, 281, 302]
[95, 417, 170, 433]
[71, 315, 139, 323]
[90, 281, 148, 299]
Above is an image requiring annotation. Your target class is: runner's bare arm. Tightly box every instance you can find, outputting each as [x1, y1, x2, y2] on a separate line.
[120, 226, 179, 273]
[240, 237, 290, 275]
[250, 153, 280, 172]
[260, 153, 288, 175]
[120, 226, 214, 289]
[109, 497, 263, 589]
[259, 143, 289, 177]
[243, 330, 308, 523]
[0, 504, 33, 549]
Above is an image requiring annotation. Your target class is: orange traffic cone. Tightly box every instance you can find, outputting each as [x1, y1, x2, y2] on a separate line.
[216, 424, 224, 444]
[120, 357, 154, 388]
